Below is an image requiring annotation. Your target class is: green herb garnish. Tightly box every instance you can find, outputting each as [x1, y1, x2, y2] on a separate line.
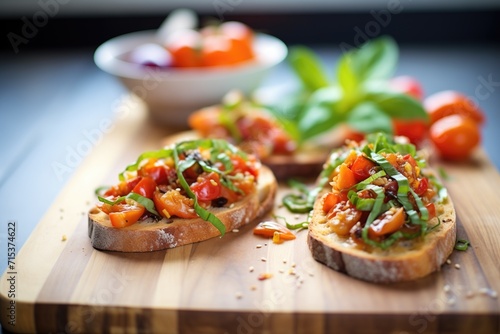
[455, 239, 470, 251]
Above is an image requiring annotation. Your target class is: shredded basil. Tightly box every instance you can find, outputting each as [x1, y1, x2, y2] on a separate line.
[455, 239, 470, 251]
[98, 193, 159, 216]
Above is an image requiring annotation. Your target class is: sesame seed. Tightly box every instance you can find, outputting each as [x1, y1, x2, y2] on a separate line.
[283, 259, 287, 264]
[256, 244, 262, 249]
[446, 259, 452, 265]
[249, 266, 254, 273]
[232, 229, 239, 233]
[250, 285, 257, 291]
[235, 292, 243, 299]
[61, 235, 67, 242]
[261, 257, 267, 262]
[454, 263, 461, 269]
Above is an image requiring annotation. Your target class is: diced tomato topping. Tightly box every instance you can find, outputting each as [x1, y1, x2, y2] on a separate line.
[414, 177, 429, 197]
[190, 172, 222, 201]
[336, 164, 357, 190]
[107, 202, 145, 228]
[153, 190, 197, 219]
[368, 207, 406, 238]
[253, 221, 296, 240]
[132, 176, 156, 199]
[351, 155, 377, 182]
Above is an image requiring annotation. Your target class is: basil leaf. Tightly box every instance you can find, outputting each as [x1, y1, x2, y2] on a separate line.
[337, 54, 359, 94]
[298, 86, 344, 141]
[119, 148, 173, 181]
[365, 90, 428, 121]
[346, 102, 393, 134]
[289, 46, 330, 91]
[350, 36, 399, 82]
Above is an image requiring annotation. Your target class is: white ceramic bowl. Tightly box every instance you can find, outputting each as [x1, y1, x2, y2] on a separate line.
[94, 30, 288, 127]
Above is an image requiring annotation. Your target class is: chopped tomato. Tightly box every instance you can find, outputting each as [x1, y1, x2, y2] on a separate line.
[107, 202, 145, 228]
[153, 190, 197, 219]
[190, 172, 222, 201]
[425, 202, 436, 220]
[231, 154, 258, 178]
[139, 163, 172, 186]
[253, 221, 296, 240]
[351, 155, 377, 182]
[368, 207, 406, 238]
[322, 192, 345, 213]
[104, 177, 141, 197]
[326, 202, 362, 236]
[414, 177, 429, 197]
[336, 164, 357, 190]
[165, 29, 202, 67]
[132, 176, 156, 199]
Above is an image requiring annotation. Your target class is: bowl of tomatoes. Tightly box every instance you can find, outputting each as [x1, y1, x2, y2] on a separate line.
[94, 21, 288, 127]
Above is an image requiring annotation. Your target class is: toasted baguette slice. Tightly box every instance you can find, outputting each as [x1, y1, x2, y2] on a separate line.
[162, 131, 331, 180]
[308, 187, 456, 283]
[88, 165, 277, 252]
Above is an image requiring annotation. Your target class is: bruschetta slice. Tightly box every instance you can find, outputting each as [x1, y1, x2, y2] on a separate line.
[88, 139, 277, 252]
[308, 133, 456, 283]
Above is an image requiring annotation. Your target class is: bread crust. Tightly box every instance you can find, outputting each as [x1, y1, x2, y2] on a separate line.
[162, 131, 329, 180]
[307, 186, 457, 283]
[88, 166, 277, 252]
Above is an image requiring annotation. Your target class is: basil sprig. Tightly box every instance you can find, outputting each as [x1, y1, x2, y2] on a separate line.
[266, 36, 428, 145]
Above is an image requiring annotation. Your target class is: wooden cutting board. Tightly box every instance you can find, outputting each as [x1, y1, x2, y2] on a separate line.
[1, 97, 499, 334]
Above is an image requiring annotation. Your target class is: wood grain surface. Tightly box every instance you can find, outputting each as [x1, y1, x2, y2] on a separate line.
[1, 97, 499, 334]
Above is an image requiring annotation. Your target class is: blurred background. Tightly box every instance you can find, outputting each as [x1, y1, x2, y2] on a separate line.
[1, 0, 499, 49]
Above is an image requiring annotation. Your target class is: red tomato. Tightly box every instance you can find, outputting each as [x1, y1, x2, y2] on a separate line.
[104, 177, 141, 197]
[429, 115, 481, 161]
[322, 192, 345, 213]
[131, 177, 156, 199]
[219, 21, 254, 62]
[393, 119, 428, 145]
[425, 203, 436, 220]
[139, 163, 173, 186]
[153, 190, 197, 219]
[253, 221, 296, 240]
[326, 203, 362, 236]
[336, 164, 357, 190]
[424, 90, 485, 125]
[350, 155, 377, 182]
[414, 177, 429, 197]
[108, 202, 145, 228]
[389, 76, 424, 100]
[368, 207, 406, 238]
[231, 154, 259, 178]
[165, 29, 202, 67]
[190, 172, 222, 201]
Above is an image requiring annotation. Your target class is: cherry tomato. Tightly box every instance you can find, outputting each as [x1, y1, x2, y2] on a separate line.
[139, 161, 174, 186]
[190, 172, 222, 201]
[165, 29, 202, 67]
[368, 207, 405, 238]
[350, 155, 377, 182]
[389, 76, 424, 100]
[153, 190, 197, 219]
[107, 202, 145, 228]
[424, 90, 485, 125]
[131, 176, 156, 199]
[253, 221, 296, 240]
[393, 119, 428, 145]
[219, 21, 254, 62]
[429, 115, 481, 161]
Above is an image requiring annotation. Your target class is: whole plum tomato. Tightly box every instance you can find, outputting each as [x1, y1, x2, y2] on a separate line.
[429, 114, 481, 161]
[424, 90, 485, 125]
[389, 76, 424, 100]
